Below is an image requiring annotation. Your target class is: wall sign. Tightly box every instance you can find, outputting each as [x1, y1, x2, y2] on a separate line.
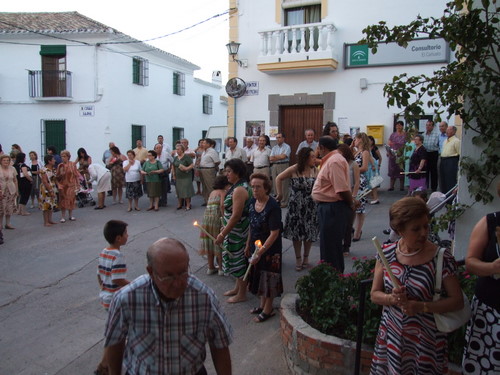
[345, 38, 450, 68]
[245, 81, 259, 96]
[80, 105, 95, 117]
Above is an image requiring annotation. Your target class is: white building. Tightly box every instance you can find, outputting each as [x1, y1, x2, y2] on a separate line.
[226, 0, 454, 173]
[0, 12, 227, 160]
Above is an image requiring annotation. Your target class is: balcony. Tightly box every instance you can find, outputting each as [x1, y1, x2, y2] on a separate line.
[257, 22, 338, 74]
[28, 70, 72, 100]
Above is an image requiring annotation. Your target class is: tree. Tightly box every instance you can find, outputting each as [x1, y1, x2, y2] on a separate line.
[360, 0, 499, 204]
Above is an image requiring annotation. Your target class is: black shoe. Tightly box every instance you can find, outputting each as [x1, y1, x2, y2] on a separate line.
[383, 229, 391, 235]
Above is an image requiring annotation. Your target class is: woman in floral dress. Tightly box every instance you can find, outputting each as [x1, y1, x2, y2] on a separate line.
[276, 147, 318, 271]
[39, 155, 58, 226]
[353, 132, 372, 242]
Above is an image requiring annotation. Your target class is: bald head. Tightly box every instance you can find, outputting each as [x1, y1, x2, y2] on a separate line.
[147, 238, 189, 268]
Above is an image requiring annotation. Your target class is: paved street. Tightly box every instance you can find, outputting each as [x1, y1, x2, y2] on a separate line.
[0, 189, 406, 375]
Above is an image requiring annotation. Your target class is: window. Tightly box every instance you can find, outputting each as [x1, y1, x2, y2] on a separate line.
[173, 71, 185, 95]
[132, 57, 149, 86]
[42, 120, 66, 156]
[40, 45, 68, 97]
[202, 95, 213, 114]
[172, 127, 184, 149]
[131, 125, 146, 148]
[284, 4, 321, 52]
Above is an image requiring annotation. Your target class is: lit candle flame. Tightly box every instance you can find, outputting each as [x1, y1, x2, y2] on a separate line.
[255, 240, 262, 248]
[193, 221, 198, 226]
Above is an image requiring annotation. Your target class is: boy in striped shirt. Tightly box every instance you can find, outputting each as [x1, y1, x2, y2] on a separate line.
[97, 220, 130, 309]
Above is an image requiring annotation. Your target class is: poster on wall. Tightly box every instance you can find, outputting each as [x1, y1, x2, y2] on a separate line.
[245, 121, 265, 140]
[338, 117, 349, 135]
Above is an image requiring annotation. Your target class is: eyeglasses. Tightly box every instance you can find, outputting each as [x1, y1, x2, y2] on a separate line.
[154, 271, 190, 283]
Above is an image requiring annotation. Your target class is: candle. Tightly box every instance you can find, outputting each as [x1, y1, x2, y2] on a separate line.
[372, 236, 400, 287]
[193, 221, 217, 242]
[243, 240, 262, 281]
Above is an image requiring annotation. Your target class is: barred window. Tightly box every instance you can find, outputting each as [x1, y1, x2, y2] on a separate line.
[173, 71, 185, 95]
[202, 95, 213, 114]
[132, 57, 149, 86]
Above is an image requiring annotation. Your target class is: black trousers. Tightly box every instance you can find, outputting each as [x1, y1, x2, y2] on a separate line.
[317, 200, 351, 273]
[426, 151, 439, 191]
[439, 156, 459, 194]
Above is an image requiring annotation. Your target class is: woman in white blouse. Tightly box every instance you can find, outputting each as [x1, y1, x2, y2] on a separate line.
[123, 150, 143, 211]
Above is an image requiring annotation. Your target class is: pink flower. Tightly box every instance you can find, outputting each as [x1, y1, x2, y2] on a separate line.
[352, 256, 358, 261]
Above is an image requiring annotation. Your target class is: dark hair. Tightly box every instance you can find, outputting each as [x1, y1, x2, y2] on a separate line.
[224, 158, 247, 179]
[322, 121, 338, 136]
[47, 145, 57, 154]
[395, 120, 405, 127]
[110, 146, 121, 155]
[204, 138, 215, 147]
[127, 149, 135, 157]
[318, 136, 338, 151]
[277, 132, 286, 138]
[297, 147, 313, 174]
[12, 144, 21, 151]
[389, 197, 429, 234]
[77, 147, 90, 161]
[213, 175, 229, 190]
[103, 220, 128, 245]
[227, 136, 238, 144]
[337, 144, 354, 162]
[15, 152, 26, 164]
[368, 135, 376, 146]
[44, 154, 54, 164]
[411, 189, 428, 201]
[264, 135, 271, 147]
[414, 134, 424, 143]
[249, 173, 272, 194]
[148, 150, 157, 158]
[344, 138, 353, 146]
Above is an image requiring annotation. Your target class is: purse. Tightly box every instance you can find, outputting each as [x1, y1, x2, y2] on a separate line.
[432, 247, 471, 333]
[370, 172, 384, 189]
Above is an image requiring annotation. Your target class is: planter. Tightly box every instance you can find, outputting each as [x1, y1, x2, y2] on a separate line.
[280, 293, 462, 375]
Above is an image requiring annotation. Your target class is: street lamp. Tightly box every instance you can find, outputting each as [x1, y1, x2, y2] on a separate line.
[226, 41, 244, 67]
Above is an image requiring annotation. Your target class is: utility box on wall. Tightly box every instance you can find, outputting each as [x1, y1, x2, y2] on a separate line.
[366, 125, 385, 145]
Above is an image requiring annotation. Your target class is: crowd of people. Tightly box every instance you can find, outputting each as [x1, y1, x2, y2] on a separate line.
[2, 118, 496, 375]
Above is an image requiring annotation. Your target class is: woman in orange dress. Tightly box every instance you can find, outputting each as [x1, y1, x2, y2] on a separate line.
[56, 150, 80, 222]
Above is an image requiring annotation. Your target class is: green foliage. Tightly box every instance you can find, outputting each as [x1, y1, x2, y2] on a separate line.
[296, 258, 478, 365]
[296, 257, 381, 345]
[360, 0, 500, 204]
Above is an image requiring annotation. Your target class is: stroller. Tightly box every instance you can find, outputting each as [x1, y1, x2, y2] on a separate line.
[76, 176, 96, 208]
[383, 185, 458, 247]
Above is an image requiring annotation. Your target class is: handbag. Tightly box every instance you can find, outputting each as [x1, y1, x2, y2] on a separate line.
[432, 247, 471, 333]
[369, 172, 383, 189]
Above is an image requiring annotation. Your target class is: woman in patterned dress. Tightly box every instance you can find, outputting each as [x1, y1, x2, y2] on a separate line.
[462, 182, 500, 374]
[199, 175, 230, 275]
[370, 197, 464, 375]
[387, 121, 406, 191]
[275, 147, 318, 271]
[172, 144, 195, 210]
[39, 155, 58, 226]
[0, 154, 18, 230]
[107, 146, 126, 204]
[215, 158, 252, 303]
[353, 132, 372, 242]
[75, 148, 92, 188]
[56, 150, 80, 222]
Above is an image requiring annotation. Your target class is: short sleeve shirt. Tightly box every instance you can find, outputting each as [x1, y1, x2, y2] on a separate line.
[98, 248, 127, 309]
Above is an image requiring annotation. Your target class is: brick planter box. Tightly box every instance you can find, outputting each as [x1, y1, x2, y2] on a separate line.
[280, 293, 462, 375]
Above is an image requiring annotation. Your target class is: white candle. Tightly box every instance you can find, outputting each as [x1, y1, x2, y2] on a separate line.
[372, 236, 400, 287]
[243, 240, 262, 281]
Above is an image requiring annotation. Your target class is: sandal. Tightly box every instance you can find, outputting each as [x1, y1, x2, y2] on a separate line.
[302, 256, 310, 269]
[250, 307, 263, 314]
[147, 207, 154, 211]
[254, 311, 276, 323]
[295, 256, 302, 271]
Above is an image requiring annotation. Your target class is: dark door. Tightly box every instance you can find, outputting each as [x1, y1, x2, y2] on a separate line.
[42, 56, 66, 97]
[279, 105, 324, 164]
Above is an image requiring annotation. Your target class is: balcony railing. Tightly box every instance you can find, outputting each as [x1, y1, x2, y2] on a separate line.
[258, 22, 337, 60]
[28, 70, 72, 99]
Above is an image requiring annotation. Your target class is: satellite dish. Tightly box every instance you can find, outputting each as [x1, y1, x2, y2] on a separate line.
[225, 77, 247, 98]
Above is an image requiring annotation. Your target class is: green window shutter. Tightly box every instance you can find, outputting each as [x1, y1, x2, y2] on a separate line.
[45, 120, 66, 152]
[173, 72, 179, 94]
[131, 125, 142, 148]
[133, 58, 140, 84]
[40, 45, 66, 56]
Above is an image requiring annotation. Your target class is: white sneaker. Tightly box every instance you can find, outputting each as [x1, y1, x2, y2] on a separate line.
[60, 218, 66, 223]
[206, 268, 217, 275]
[218, 270, 224, 276]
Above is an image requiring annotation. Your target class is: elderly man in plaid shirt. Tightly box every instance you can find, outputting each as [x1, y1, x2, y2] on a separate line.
[104, 238, 233, 375]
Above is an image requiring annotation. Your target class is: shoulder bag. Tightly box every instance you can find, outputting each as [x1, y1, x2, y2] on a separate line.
[433, 247, 471, 333]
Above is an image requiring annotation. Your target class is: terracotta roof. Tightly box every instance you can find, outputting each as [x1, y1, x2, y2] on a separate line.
[0, 11, 116, 34]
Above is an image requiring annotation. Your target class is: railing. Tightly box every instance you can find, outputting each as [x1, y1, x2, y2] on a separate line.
[354, 258, 466, 375]
[258, 22, 336, 57]
[28, 70, 72, 98]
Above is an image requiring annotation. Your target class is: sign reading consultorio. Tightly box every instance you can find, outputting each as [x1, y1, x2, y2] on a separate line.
[345, 38, 450, 68]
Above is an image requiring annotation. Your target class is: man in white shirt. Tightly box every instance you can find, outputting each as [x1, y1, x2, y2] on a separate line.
[199, 138, 220, 205]
[154, 143, 173, 207]
[242, 137, 257, 161]
[225, 137, 247, 162]
[296, 129, 318, 154]
[250, 136, 271, 178]
[270, 133, 291, 207]
[157, 135, 172, 156]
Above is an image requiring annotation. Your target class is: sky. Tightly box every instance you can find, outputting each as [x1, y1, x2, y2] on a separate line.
[1, 0, 230, 82]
